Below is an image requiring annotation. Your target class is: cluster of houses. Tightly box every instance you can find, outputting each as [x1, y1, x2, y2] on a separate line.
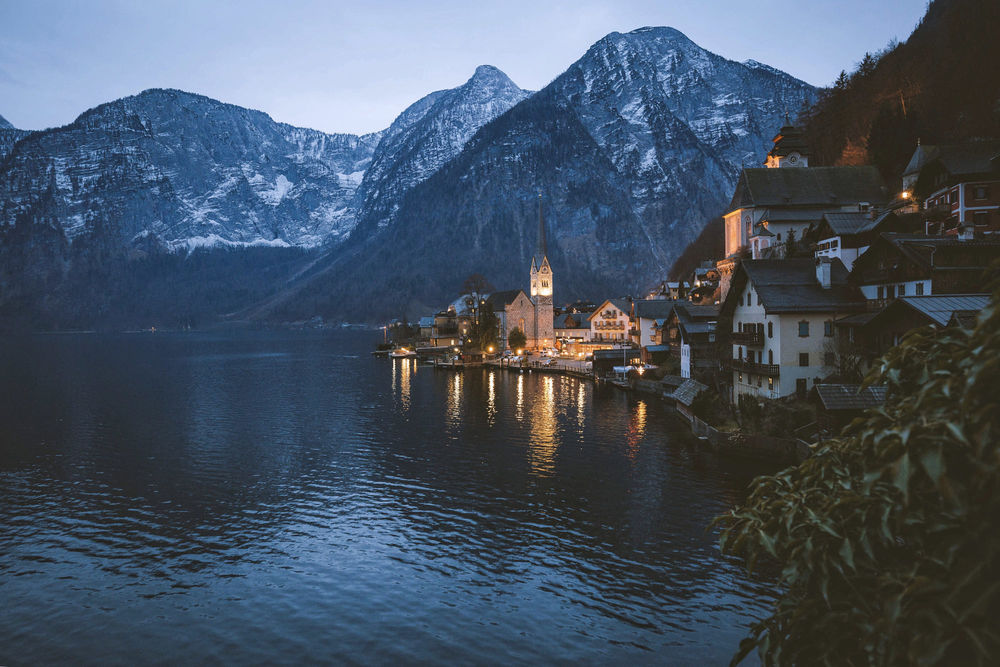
[403, 119, 1000, 410]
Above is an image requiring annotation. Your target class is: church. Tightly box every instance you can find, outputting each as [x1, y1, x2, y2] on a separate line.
[486, 195, 555, 351]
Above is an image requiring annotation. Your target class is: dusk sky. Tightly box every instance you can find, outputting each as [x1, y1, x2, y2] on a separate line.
[1, 0, 929, 135]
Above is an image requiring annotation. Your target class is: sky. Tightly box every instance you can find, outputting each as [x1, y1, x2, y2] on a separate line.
[0, 0, 929, 135]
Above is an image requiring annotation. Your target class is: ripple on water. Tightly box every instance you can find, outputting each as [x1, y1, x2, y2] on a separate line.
[0, 331, 777, 664]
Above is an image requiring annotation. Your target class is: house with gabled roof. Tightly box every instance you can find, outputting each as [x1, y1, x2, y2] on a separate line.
[659, 303, 719, 379]
[587, 298, 632, 345]
[902, 140, 1000, 236]
[849, 232, 1000, 307]
[721, 258, 866, 403]
[813, 210, 902, 271]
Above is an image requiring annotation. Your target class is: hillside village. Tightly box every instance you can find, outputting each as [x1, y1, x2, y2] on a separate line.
[389, 118, 1000, 445]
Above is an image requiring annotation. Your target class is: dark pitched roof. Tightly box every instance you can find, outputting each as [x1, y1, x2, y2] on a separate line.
[733, 166, 888, 209]
[822, 210, 894, 236]
[671, 379, 708, 407]
[814, 384, 887, 411]
[866, 294, 991, 329]
[634, 299, 676, 320]
[768, 122, 810, 158]
[675, 303, 720, 320]
[905, 140, 1000, 178]
[877, 233, 1000, 270]
[554, 313, 586, 329]
[724, 258, 865, 315]
[485, 289, 525, 309]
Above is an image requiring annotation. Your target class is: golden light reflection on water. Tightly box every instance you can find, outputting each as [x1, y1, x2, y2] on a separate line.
[487, 371, 496, 426]
[625, 399, 647, 460]
[392, 358, 416, 411]
[529, 375, 558, 477]
[446, 372, 463, 427]
[576, 382, 586, 430]
[515, 374, 524, 421]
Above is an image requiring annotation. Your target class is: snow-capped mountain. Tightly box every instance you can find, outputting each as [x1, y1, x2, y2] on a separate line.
[267, 27, 815, 322]
[351, 65, 530, 236]
[0, 114, 14, 130]
[0, 89, 383, 250]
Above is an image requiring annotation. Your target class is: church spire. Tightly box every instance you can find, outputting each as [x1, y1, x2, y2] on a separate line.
[537, 192, 547, 259]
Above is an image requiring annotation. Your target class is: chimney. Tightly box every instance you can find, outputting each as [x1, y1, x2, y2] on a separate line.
[816, 257, 832, 289]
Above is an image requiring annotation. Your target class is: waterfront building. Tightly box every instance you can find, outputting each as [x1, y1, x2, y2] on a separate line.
[660, 303, 719, 379]
[554, 312, 590, 354]
[587, 299, 632, 345]
[633, 299, 676, 349]
[722, 258, 865, 403]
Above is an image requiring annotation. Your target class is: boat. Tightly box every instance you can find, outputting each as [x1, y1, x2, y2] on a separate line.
[389, 347, 418, 359]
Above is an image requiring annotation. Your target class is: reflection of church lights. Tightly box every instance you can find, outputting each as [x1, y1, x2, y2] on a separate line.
[577, 382, 586, 430]
[529, 375, 558, 477]
[515, 373, 524, 421]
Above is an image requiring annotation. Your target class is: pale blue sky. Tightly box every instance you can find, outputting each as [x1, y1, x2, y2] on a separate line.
[0, 0, 929, 135]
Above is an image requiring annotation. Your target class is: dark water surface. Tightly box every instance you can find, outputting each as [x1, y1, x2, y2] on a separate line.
[0, 331, 775, 664]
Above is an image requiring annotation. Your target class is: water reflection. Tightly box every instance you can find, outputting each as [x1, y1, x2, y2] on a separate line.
[528, 375, 558, 477]
[0, 332, 779, 665]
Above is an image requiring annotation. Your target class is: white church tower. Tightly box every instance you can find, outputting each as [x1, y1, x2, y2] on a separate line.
[530, 193, 555, 349]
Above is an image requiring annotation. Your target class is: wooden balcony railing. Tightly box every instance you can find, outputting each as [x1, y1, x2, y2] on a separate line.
[731, 330, 763, 346]
[729, 358, 780, 376]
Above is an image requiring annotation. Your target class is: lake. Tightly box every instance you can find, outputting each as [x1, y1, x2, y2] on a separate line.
[0, 330, 776, 664]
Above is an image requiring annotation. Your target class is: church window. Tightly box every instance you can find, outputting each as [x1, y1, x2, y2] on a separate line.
[542, 280, 549, 288]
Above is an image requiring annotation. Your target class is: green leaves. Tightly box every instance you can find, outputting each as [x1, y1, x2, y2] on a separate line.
[715, 261, 1000, 665]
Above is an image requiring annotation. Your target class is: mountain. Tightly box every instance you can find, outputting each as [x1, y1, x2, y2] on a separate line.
[351, 65, 530, 237]
[263, 27, 815, 322]
[0, 89, 384, 250]
[0, 113, 33, 162]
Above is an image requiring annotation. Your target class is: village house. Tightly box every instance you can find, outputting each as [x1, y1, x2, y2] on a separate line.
[716, 119, 889, 299]
[553, 312, 591, 354]
[813, 210, 902, 271]
[659, 303, 719, 379]
[902, 140, 1000, 236]
[836, 294, 989, 364]
[633, 299, 676, 349]
[587, 299, 632, 346]
[848, 232, 1000, 307]
[721, 258, 865, 403]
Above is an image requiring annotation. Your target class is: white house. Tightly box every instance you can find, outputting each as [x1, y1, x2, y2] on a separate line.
[721, 258, 866, 402]
[587, 299, 632, 344]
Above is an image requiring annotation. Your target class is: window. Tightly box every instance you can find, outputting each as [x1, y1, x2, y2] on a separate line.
[796, 378, 808, 397]
[824, 320, 833, 337]
[799, 353, 809, 367]
[825, 352, 836, 366]
[798, 321, 809, 337]
[738, 371, 743, 383]
[768, 377, 774, 391]
[888, 285, 895, 299]
[756, 375, 762, 387]
[878, 285, 885, 299]
[974, 211, 989, 227]
[767, 321, 773, 338]
[974, 186, 989, 200]
[916, 282, 925, 296]
[757, 294, 761, 306]
[777, 233, 782, 242]
[768, 350, 774, 364]
[899, 284, 907, 297]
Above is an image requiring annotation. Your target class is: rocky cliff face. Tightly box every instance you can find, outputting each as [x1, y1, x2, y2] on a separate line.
[0, 113, 33, 162]
[0, 89, 383, 250]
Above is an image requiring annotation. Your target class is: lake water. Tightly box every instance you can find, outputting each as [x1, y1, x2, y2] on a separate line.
[0, 330, 775, 664]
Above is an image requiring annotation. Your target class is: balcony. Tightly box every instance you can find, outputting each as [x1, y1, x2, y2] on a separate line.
[731, 330, 763, 346]
[729, 358, 780, 376]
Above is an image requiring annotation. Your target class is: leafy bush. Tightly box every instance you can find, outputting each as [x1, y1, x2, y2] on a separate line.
[716, 276, 1000, 665]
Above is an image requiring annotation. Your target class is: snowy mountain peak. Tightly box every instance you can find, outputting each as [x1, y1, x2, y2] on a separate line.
[0, 113, 14, 130]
